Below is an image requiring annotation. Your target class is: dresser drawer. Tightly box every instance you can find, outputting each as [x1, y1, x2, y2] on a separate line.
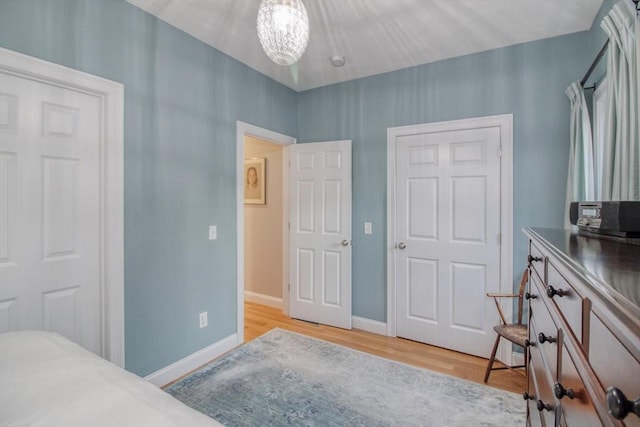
[530, 273, 561, 379]
[558, 344, 600, 427]
[527, 267, 546, 301]
[529, 240, 546, 282]
[589, 313, 640, 427]
[528, 361, 547, 427]
[531, 313, 561, 382]
[547, 262, 586, 344]
[530, 351, 558, 427]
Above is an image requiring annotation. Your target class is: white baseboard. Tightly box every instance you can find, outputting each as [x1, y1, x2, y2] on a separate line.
[352, 316, 387, 336]
[144, 333, 240, 387]
[245, 290, 283, 309]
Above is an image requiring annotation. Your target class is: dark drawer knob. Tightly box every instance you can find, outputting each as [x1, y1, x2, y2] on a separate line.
[537, 400, 553, 412]
[524, 339, 535, 347]
[525, 292, 537, 300]
[554, 382, 575, 400]
[538, 332, 557, 344]
[546, 285, 565, 298]
[606, 387, 640, 420]
[528, 255, 542, 264]
[523, 391, 535, 400]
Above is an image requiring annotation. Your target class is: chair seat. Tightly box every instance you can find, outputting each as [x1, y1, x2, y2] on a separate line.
[493, 323, 528, 347]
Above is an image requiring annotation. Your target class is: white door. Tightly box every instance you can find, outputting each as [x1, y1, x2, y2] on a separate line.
[0, 71, 102, 354]
[288, 140, 352, 329]
[394, 127, 502, 358]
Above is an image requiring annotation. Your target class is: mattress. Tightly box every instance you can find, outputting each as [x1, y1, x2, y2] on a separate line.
[0, 330, 223, 427]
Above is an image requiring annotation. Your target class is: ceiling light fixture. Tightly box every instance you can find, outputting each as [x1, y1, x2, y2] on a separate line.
[257, 0, 310, 66]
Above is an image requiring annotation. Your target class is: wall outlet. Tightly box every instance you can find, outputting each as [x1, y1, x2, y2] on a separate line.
[208, 225, 217, 240]
[199, 311, 208, 328]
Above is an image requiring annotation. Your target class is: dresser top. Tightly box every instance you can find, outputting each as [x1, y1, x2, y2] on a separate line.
[525, 227, 640, 312]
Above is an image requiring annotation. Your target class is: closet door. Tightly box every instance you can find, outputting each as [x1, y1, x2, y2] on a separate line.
[0, 70, 103, 354]
[393, 126, 502, 358]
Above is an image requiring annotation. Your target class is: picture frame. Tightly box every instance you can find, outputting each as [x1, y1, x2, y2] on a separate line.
[244, 157, 266, 205]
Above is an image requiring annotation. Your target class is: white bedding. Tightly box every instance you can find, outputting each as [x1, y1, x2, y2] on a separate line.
[0, 331, 223, 427]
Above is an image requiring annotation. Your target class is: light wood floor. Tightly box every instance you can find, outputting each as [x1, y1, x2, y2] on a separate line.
[245, 301, 526, 394]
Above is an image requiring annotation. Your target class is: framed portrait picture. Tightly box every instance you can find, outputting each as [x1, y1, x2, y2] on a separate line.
[244, 158, 266, 205]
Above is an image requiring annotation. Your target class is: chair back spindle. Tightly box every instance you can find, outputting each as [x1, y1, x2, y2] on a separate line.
[516, 269, 528, 325]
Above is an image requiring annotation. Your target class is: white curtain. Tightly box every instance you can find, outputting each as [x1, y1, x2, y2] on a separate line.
[565, 82, 595, 226]
[600, 0, 639, 200]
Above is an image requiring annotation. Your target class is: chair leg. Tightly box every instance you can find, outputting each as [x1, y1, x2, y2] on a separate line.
[483, 334, 501, 383]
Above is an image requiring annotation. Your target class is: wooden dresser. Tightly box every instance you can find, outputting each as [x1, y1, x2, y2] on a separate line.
[524, 228, 640, 427]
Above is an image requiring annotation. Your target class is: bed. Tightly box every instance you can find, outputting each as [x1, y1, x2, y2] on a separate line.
[0, 330, 223, 427]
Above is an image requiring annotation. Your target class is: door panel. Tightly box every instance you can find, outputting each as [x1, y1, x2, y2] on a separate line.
[450, 262, 486, 331]
[451, 176, 486, 242]
[0, 152, 16, 268]
[289, 140, 352, 329]
[322, 250, 342, 306]
[395, 127, 501, 357]
[407, 258, 437, 321]
[408, 177, 438, 239]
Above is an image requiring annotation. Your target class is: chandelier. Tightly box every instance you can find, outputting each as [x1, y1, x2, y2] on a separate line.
[256, 0, 310, 66]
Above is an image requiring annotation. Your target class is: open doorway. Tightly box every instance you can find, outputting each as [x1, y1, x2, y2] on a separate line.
[244, 136, 285, 308]
[235, 121, 295, 343]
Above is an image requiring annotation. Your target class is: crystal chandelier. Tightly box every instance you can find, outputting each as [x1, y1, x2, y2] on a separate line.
[257, 0, 310, 66]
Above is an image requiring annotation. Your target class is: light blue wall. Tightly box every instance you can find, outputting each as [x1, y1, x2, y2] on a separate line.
[0, 0, 297, 376]
[0, 0, 615, 374]
[296, 2, 614, 322]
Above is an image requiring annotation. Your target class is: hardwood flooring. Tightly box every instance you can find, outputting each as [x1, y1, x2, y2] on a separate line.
[244, 301, 526, 394]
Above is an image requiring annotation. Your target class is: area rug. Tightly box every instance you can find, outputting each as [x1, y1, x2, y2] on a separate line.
[166, 329, 525, 426]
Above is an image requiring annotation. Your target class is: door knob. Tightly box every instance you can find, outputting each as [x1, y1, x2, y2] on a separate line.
[537, 400, 553, 412]
[341, 240, 350, 246]
[527, 255, 542, 265]
[538, 332, 557, 344]
[554, 383, 575, 400]
[397, 242, 406, 250]
[546, 285, 565, 298]
[606, 387, 640, 420]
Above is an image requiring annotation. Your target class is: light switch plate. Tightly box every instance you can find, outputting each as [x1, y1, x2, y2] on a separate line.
[209, 225, 217, 240]
[364, 222, 372, 235]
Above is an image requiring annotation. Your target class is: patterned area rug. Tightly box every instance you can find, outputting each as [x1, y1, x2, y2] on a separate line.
[166, 329, 525, 426]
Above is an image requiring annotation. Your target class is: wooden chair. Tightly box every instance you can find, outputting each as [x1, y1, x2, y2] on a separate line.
[483, 269, 529, 383]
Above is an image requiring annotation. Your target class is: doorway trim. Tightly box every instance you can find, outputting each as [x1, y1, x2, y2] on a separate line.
[0, 47, 125, 366]
[386, 114, 513, 364]
[236, 121, 295, 342]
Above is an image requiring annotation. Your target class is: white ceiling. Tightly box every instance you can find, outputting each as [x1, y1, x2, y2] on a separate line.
[127, 0, 604, 92]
